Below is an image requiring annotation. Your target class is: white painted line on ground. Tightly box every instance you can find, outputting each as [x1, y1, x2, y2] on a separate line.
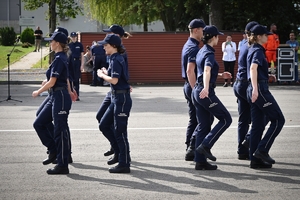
[0, 125, 300, 132]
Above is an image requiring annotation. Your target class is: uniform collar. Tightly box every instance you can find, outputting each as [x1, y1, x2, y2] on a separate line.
[204, 44, 215, 52]
[189, 37, 200, 46]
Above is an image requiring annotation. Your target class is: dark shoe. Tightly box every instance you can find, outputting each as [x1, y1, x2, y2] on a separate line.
[253, 150, 275, 164]
[33, 50, 37, 52]
[195, 162, 218, 170]
[238, 153, 249, 160]
[250, 160, 272, 169]
[68, 155, 73, 163]
[230, 83, 233, 87]
[241, 140, 249, 149]
[107, 154, 119, 165]
[109, 165, 130, 173]
[196, 144, 216, 161]
[52, 154, 73, 164]
[43, 153, 56, 165]
[185, 146, 195, 161]
[47, 165, 69, 174]
[223, 83, 228, 87]
[76, 98, 80, 101]
[104, 147, 114, 156]
[90, 83, 97, 86]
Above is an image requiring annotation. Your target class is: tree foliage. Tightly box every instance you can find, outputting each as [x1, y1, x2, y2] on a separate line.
[22, 0, 83, 32]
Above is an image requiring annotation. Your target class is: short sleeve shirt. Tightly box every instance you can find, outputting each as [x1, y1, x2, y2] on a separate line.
[181, 37, 200, 79]
[69, 41, 84, 58]
[236, 40, 249, 80]
[196, 44, 219, 83]
[46, 52, 69, 88]
[108, 53, 130, 90]
[247, 43, 269, 80]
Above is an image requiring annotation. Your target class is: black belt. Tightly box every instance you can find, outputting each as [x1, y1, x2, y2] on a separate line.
[73, 57, 81, 60]
[111, 89, 130, 95]
[49, 87, 67, 93]
[235, 79, 248, 83]
[196, 82, 216, 88]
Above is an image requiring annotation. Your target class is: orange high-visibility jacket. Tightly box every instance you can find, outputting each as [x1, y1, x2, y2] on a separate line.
[263, 33, 280, 51]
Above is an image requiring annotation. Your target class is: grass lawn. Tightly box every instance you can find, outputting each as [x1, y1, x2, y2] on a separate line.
[0, 43, 35, 70]
[32, 56, 49, 69]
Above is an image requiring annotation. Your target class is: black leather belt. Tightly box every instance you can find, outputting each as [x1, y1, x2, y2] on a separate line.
[49, 87, 67, 93]
[111, 89, 130, 95]
[111, 89, 130, 94]
[196, 82, 216, 88]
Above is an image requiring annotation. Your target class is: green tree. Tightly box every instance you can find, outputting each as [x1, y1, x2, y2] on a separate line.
[22, 0, 83, 34]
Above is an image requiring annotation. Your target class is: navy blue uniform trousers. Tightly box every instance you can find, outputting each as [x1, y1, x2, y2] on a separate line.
[233, 80, 251, 155]
[192, 84, 232, 163]
[99, 92, 132, 167]
[72, 59, 81, 97]
[247, 82, 285, 161]
[183, 81, 197, 148]
[33, 89, 72, 167]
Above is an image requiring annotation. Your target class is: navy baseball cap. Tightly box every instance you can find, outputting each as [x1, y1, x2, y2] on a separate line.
[188, 19, 206, 29]
[44, 32, 68, 44]
[70, 32, 77, 37]
[98, 34, 121, 47]
[245, 21, 259, 32]
[48, 27, 68, 37]
[103, 25, 125, 37]
[203, 25, 224, 36]
[250, 25, 273, 35]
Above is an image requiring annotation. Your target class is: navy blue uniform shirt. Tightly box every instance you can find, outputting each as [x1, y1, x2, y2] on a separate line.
[108, 52, 130, 90]
[46, 52, 69, 88]
[69, 41, 83, 58]
[181, 37, 200, 79]
[236, 40, 249, 80]
[247, 43, 269, 80]
[91, 44, 105, 56]
[196, 44, 219, 83]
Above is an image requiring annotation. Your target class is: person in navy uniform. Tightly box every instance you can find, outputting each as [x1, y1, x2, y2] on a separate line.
[69, 32, 84, 101]
[96, 25, 132, 160]
[233, 21, 258, 160]
[32, 30, 76, 174]
[181, 19, 206, 161]
[90, 42, 106, 86]
[97, 34, 132, 173]
[247, 25, 285, 169]
[192, 25, 232, 170]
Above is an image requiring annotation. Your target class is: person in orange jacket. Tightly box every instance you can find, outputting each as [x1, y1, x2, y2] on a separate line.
[263, 23, 280, 67]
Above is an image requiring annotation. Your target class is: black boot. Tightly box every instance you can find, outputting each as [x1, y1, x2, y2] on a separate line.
[185, 146, 195, 161]
[47, 165, 69, 175]
[195, 161, 218, 170]
[108, 164, 130, 173]
[196, 144, 216, 161]
[107, 154, 119, 165]
[43, 153, 56, 165]
[104, 147, 114, 156]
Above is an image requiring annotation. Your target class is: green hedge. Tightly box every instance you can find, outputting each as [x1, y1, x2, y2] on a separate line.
[20, 28, 35, 44]
[0, 27, 16, 46]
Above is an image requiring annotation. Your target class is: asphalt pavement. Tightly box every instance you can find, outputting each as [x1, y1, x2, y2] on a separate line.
[0, 83, 299, 200]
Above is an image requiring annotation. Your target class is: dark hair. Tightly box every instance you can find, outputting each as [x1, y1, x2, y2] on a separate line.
[123, 32, 132, 39]
[202, 33, 216, 44]
[86, 45, 90, 51]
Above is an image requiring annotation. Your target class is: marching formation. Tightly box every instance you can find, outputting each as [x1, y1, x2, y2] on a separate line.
[181, 19, 285, 170]
[31, 20, 285, 175]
